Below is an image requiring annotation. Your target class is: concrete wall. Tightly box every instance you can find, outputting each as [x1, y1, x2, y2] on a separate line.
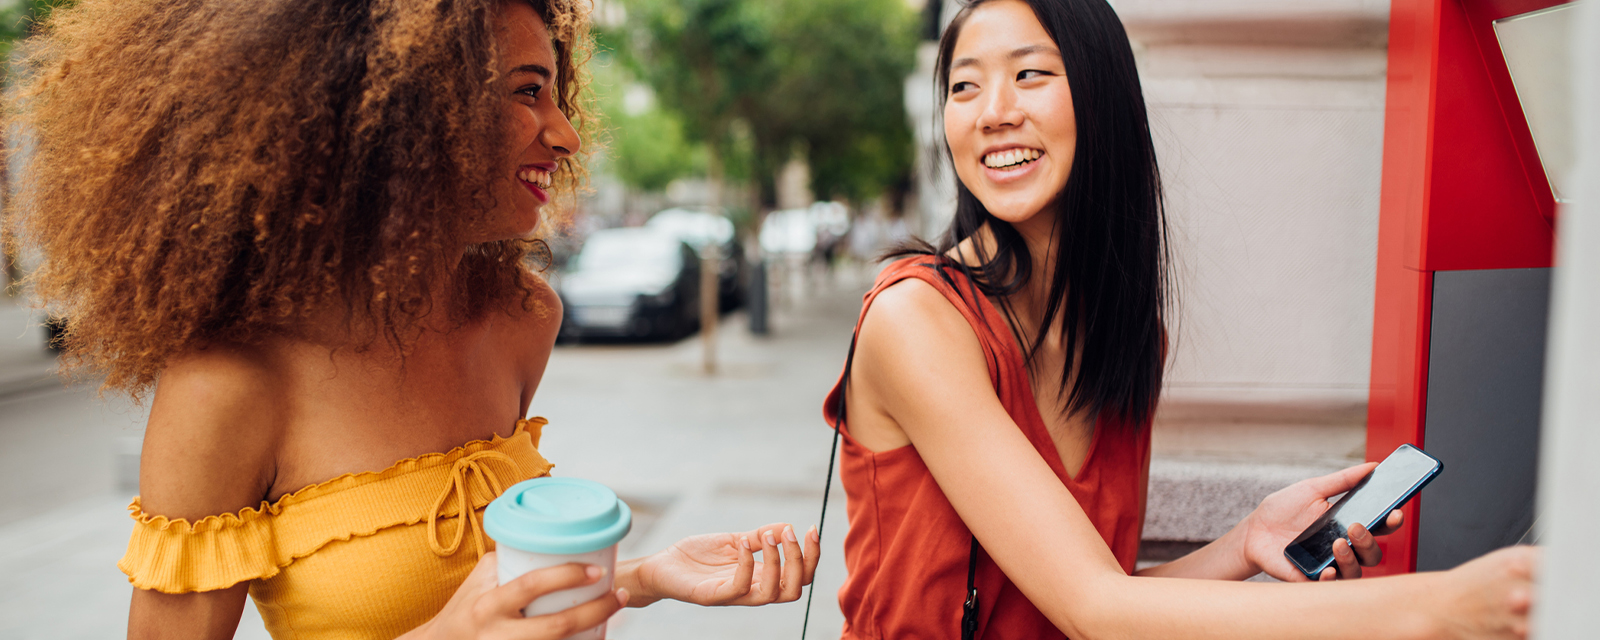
[1533, 1, 1600, 634]
[906, 0, 1391, 418]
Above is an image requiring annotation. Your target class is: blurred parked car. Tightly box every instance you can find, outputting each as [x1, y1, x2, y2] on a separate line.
[645, 207, 745, 311]
[556, 228, 701, 341]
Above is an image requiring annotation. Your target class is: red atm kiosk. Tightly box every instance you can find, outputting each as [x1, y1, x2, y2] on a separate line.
[1366, 0, 1575, 575]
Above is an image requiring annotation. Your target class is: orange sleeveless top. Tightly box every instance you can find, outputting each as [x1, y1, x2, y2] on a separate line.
[823, 257, 1151, 640]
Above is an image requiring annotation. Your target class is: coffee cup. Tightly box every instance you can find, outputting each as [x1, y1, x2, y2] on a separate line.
[484, 477, 633, 639]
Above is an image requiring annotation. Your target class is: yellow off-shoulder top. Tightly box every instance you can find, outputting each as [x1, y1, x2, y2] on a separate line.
[119, 418, 555, 640]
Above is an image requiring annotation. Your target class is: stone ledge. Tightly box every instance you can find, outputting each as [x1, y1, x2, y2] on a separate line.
[1144, 456, 1354, 542]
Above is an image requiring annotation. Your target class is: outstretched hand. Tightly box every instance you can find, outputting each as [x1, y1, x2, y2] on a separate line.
[625, 523, 821, 607]
[1241, 462, 1404, 582]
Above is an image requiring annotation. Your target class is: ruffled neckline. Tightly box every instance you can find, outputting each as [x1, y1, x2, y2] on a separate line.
[129, 418, 542, 534]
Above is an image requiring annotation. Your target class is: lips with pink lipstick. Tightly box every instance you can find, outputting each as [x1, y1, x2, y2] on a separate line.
[517, 164, 554, 203]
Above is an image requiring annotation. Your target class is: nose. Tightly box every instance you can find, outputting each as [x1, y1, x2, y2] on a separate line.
[542, 106, 581, 159]
[976, 83, 1024, 132]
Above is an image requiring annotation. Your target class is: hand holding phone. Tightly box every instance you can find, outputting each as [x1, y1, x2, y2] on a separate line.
[1237, 461, 1402, 581]
[1283, 444, 1443, 580]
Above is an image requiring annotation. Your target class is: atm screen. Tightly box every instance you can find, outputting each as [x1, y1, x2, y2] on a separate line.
[1495, 2, 1583, 202]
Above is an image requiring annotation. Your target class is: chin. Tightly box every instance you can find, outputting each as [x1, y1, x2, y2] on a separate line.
[979, 197, 1051, 226]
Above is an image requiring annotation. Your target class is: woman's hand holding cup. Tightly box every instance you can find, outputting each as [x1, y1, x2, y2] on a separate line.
[406, 552, 626, 640]
[623, 523, 822, 607]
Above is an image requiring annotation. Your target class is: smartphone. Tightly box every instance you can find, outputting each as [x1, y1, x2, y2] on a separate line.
[1283, 444, 1443, 579]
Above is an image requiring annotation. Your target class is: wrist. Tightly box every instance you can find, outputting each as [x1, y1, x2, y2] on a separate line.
[1221, 516, 1265, 577]
[615, 556, 663, 608]
[1408, 574, 1451, 640]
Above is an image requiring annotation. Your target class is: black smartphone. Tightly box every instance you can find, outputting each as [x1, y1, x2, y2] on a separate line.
[1283, 443, 1443, 579]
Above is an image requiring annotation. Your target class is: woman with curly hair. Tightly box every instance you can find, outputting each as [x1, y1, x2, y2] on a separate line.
[8, 0, 818, 638]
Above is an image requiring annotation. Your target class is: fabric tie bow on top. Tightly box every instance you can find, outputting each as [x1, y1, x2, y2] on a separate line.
[426, 450, 521, 558]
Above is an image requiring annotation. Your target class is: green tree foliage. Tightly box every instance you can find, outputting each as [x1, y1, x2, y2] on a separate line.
[609, 106, 707, 193]
[768, 0, 917, 204]
[591, 61, 709, 193]
[612, 0, 916, 206]
[0, 0, 64, 59]
[605, 0, 772, 178]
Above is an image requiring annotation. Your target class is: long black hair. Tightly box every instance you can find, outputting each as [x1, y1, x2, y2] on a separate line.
[896, 0, 1171, 429]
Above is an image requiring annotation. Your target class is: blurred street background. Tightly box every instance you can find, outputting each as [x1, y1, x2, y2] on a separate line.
[7, 0, 1592, 637]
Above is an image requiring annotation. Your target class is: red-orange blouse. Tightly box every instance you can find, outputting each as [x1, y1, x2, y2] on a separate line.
[823, 256, 1151, 639]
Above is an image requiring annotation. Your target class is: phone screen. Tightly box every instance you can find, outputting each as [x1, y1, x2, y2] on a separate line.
[1285, 445, 1441, 575]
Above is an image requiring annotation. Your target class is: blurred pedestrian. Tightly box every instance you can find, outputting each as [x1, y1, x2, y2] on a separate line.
[10, 1, 816, 639]
[823, 1, 1536, 638]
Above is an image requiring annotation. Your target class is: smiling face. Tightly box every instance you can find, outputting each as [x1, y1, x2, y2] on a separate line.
[478, 0, 582, 244]
[943, 0, 1075, 235]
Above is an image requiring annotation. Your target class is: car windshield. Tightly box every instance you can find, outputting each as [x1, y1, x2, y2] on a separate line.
[573, 231, 681, 273]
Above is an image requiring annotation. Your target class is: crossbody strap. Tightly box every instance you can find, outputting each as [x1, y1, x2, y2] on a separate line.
[962, 535, 981, 639]
[802, 262, 985, 640]
[800, 331, 856, 640]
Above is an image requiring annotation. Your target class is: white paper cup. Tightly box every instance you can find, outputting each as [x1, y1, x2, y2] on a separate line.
[485, 477, 633, 639]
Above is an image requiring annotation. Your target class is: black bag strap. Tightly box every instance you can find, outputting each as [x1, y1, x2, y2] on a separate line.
[801, 331, 856, 639]
[802, 263, 984, 640]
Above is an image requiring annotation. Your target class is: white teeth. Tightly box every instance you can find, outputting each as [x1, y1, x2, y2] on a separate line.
[518, 169, 553, 189]
[983, 148, 1041, 169]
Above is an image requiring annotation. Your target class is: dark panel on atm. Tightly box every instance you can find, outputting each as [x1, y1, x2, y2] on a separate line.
[1417, 268, 1549, 571]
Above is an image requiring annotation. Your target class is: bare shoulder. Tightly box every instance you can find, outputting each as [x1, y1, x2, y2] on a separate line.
[501, 268, 563, 344]
[855, 276, 989, 398]
[850, 271, 1006, 450]
[139, 342, 287, 521]
[858, 276, 978, 360]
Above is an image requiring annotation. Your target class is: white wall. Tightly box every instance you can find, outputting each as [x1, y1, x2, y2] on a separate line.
[1125, 3, 1389, 410]
[1533, 1, 1600, 635]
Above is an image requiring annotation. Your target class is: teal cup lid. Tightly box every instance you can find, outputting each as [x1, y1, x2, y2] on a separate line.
[485, 477, 632, 555]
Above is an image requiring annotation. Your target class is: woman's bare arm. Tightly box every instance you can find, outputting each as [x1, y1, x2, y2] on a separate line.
[128, 346, 287, 640]
[851, 279, 1532, 640]
[129, 586, 252, 640]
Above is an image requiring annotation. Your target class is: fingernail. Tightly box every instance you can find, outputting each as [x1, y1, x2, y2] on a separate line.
[809, 525, 818, 541]
[586, 565, 604, 580]
[765, 531, 777, 546]
[784, 526, 797, 543]
[742, 536, 751, 550]
[615, 588, 629, 607]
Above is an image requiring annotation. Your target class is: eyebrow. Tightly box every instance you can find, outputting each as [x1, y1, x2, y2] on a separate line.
[510, 63, 553, 82]
[951, 44, 1062, 71]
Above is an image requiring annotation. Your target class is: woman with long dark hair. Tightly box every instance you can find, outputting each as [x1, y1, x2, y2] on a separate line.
[824, 0, 1536, 637]
[10, 1, 816, 638]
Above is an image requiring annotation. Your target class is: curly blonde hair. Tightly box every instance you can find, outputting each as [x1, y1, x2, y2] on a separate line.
[6, 0, 596, 393]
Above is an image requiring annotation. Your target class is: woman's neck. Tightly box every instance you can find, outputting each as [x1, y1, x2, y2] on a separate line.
[942, 221, 1062, 360]
[965, 217, 1059, 325]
